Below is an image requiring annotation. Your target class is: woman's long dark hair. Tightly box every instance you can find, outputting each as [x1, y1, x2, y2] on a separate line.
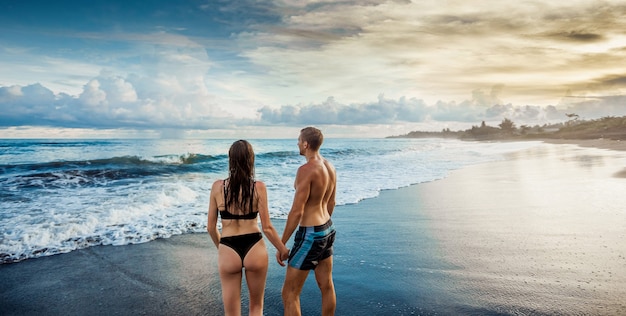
[226, 140, 255, 213]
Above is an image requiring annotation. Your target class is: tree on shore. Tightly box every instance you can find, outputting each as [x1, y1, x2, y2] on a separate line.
[520, 125, 530, 135]
[499, 118, 516, 133]
[388, 115, 626, 141]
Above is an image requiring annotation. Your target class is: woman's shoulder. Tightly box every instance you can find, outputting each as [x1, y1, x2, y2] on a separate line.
[211, 179, 226, 189]
[254, 180, 267, 190]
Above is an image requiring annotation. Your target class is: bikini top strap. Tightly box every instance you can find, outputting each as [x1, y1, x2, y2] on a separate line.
[223, 179, 228, 211]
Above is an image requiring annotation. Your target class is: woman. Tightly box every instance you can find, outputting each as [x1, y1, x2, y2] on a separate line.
[208, 140, 289, 316]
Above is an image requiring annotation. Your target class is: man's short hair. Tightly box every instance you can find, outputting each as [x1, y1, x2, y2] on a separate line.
[300, 126, 323, 151]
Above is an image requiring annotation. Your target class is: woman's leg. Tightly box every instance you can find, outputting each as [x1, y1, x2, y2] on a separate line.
[243, 239, 269, 316]
[218, 245, 244, 316]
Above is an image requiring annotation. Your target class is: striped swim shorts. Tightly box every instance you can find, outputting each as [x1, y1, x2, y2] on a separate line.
[288, 219, 336, 270]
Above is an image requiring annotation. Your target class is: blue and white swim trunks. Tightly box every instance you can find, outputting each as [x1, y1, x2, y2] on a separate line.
[288, 219, 336, 270]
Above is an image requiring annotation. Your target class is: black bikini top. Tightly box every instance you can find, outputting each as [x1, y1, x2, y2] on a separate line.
[219, 181, 258, 220]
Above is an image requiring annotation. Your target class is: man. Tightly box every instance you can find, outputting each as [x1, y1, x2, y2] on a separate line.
[276, 127, 337, 316]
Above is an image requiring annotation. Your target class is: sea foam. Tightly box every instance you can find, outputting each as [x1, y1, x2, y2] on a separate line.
[0, 138, 542, 263]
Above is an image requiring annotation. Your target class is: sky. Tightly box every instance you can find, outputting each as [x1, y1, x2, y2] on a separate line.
[1, 0, 626, 138]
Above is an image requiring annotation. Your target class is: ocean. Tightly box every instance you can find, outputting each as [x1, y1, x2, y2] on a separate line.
[0, 138, 542, 264]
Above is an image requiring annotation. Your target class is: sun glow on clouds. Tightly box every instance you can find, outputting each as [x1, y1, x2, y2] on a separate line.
[236, 0, 626, 107]
[1, 0, 626, 138]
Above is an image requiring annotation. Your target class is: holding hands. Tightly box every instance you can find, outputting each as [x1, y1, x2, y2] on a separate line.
[276, 246, 289, 267]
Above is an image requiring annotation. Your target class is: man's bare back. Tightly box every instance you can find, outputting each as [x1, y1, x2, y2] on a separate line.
[297, 157, 336, 227]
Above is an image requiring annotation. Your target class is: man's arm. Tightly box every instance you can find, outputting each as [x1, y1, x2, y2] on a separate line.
[281, 166, 311, 244]
[325, 160, 337, 217]
[327, 185, 336, 217]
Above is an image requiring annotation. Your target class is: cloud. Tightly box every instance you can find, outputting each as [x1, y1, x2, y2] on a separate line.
[230, 0, 626, 107]
[596, 74, 626, 87]
[258, 95, 427, 125]
[0, 83, 63, 126]
[0, 72, 251, 130]
[256, 89, 591, 127]
[3, 77, 625, 134]
[3, 0, 626, 138]
[550, 31, 604, 42]
[559, 95, 626, 120]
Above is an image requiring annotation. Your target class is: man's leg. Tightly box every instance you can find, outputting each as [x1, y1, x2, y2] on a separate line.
[314, 256, 336, 316]
[282, 266, 309, 316]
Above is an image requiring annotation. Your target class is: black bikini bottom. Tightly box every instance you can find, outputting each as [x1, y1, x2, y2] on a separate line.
[219, 232, 263, 263]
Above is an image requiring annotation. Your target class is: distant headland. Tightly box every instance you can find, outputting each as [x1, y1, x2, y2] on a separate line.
[387, 115, 626, 141]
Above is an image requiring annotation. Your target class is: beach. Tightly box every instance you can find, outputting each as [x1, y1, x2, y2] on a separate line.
[2, 139, 625, 315]
[417, 140, 626, 315]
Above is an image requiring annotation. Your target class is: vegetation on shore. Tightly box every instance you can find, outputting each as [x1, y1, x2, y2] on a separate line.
[388, 115, 626, 141]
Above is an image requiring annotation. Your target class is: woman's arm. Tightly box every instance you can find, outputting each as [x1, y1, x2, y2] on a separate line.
[207, 180, 222, 248]
[256, 181, 289, 261]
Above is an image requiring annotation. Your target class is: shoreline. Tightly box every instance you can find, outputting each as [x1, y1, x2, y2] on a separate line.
[541, 137, 626, 152]
[2, 140, 625, 315]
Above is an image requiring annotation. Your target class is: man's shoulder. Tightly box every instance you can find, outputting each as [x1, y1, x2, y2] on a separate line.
[322, 158, 335, 170]
[296, 160, 322, 177]
[297, 161, 315, 174]
[297, 159, 335, 177]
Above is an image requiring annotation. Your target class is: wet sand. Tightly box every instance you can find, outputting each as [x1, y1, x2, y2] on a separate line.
[542, 138, 626, 152]
[417, 143, 626, 315]
[2, 141, 625, 315]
